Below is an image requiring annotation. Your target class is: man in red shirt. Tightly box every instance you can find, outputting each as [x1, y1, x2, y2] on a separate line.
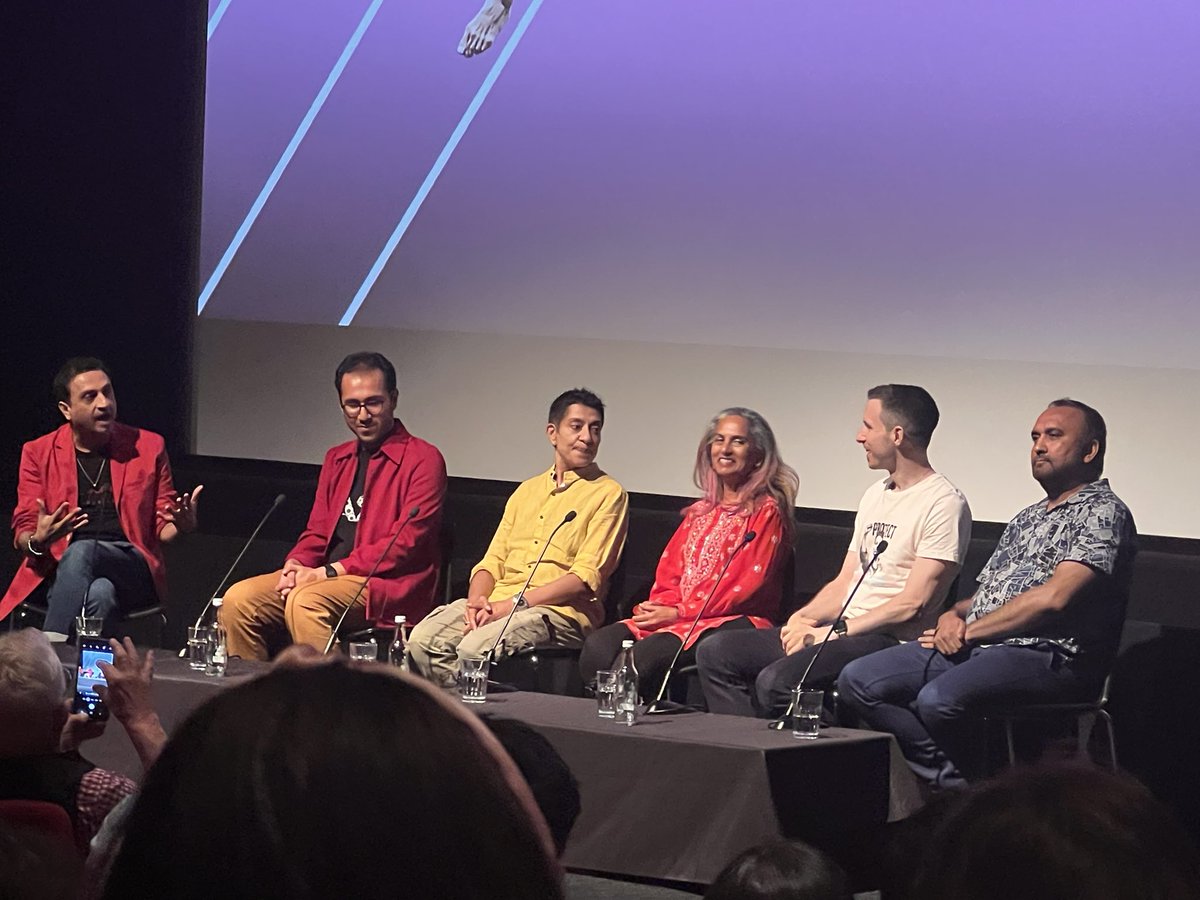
[221, 352, 447, 659]
[1, 357, 200, 638]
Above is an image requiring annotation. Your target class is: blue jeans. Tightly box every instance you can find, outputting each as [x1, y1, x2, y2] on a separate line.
[837, 641, 1102, 788]
[43, 540, 156, 635]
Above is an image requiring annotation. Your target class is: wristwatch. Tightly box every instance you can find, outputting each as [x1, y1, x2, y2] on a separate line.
[832, 618, 849, 637]
[324, 564, 337, 579]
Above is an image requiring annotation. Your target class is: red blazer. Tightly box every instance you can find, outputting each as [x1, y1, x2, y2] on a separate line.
[289, 420, 447, 626]
[1, 423, 176, 622]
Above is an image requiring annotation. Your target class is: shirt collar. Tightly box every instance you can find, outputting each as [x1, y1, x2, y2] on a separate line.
[547, 463, 601, 493]
[332, 419, 411, 463]
[1039, 477, 1110, 513]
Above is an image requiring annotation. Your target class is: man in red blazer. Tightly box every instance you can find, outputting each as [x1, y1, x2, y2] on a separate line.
[220, 352, 447, 660]
[1, 358, 201, 639]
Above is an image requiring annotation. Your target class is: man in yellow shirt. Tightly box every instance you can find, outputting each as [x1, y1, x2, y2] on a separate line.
[409, 389, 628, 689]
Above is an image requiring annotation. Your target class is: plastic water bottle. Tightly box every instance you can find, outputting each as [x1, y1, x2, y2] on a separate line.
[388, 615, 409, 672]
[616, 639, 639, 726]
[206, 598, 228, 677]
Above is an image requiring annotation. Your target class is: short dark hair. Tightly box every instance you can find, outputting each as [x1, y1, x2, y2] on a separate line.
[867, 384, 940, 450]
[548, 388, 604, 426]
[706, 839, 850, 900]
[1049, 398, 1107, 471]
[482, 716, 580, 857]
[334, 351, 397, 395]
[53, 357, 112, 404]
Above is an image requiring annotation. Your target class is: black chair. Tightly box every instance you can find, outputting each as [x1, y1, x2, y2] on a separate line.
[984, 675, 1117, 771]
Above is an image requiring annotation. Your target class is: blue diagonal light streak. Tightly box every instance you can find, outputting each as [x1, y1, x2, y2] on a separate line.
[198, 0, 385, 315]
[207, 0, 234, 40]
[337, 0, 544, 327]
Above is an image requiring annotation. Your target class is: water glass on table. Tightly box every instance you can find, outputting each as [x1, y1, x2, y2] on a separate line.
[186, 626, 211, 670]
[348, 641, 378, 663]
[792, 688, 824, 740]
[595, 670, 618, 718]
[460, 657, 490, 704]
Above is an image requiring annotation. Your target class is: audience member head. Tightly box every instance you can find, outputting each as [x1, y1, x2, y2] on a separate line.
[908, 763, 1200, 900]
[692, 408, 798, 530]
[865, 384, 940, 452]
[102, 663, 562, 900]
[0, 629, 69, 758]
[481, 716, 581, 857]
[706, 839, 850, 900]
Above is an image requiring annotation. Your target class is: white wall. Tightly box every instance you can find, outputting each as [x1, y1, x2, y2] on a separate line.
[195, 318, 1197, 538]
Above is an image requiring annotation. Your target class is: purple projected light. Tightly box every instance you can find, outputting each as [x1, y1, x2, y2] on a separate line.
[198, 1, 1200, 370]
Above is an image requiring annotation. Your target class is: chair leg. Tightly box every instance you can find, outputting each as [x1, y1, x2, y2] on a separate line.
[1076, 711, 1097, 760]
[1097, 710, 1118, 771]
[1005, 719, 1017, 768]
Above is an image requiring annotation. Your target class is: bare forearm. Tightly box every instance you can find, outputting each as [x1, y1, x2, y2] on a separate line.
[123, 715, 167, 772]
[798, 578, 855, 624]
[964, 586, 1061, 642]
[469, 570, 497, 600]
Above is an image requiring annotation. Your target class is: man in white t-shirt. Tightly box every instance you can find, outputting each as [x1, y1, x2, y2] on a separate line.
[697, 385, 972, 718]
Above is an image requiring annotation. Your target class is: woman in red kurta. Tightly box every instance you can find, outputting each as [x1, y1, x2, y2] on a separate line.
[579, 408, 799, 700]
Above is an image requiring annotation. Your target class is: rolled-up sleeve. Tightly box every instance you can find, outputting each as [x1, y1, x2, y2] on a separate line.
[567, 487, 629, 595]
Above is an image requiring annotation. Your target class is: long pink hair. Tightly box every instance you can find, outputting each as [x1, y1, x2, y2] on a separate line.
[686, 408, 798, 537]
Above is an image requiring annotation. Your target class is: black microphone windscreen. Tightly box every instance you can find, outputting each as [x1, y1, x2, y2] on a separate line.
[563, 510, 577, 523]
[876, 539, 889, 554]
[408, 505, 421, 518]
[744, 530, 757, 542]
[273, 493, 287, 506]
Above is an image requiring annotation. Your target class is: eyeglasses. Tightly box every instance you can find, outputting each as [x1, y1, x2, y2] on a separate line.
[341, 398, 388, 416]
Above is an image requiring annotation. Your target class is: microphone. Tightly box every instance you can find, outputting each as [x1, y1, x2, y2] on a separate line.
[178, 493, 286, 657]
[768, 539, 888, 730]
[479, 510, 576, 668]
[645, 530, 757, 716]
[323, 505, 421, 655]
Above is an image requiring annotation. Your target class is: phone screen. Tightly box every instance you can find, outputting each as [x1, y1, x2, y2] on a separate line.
[74, 637, 114, 720]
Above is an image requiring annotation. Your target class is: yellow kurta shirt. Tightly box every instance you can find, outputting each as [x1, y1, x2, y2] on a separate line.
[471, 465, 628, 630]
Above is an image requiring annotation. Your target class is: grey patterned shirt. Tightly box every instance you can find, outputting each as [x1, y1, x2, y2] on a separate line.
[967, 479, 1137, 657]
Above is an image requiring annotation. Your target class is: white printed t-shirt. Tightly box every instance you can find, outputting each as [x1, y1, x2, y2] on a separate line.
[843, 472, 972, 642]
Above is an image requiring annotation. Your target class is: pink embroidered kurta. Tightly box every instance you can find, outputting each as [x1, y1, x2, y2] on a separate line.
[625, 498, 787, 649]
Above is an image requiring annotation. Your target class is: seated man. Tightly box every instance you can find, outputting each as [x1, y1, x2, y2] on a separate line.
[0, 630, 165, 855]
[1, 357, 200, 639]
[838, 399, 1136, 789]
[221, 352, 446, 659]
[697, 385, 971, 718]
[409, 389, 628, 689]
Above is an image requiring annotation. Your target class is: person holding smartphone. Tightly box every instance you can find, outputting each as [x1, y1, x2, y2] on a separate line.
[0, 629, 165, 855]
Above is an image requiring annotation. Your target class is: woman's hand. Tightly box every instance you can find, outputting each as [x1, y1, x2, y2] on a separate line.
[631, 601, 680, 630]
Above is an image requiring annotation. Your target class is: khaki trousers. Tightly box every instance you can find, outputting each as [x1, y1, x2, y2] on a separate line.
[220, 570, 369, 660]
[408, 598, 587, 690]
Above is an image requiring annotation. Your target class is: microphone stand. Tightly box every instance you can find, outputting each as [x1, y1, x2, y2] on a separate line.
[768, 539, 888, 730]
[323, 505, 420, 655]
[479, 510, 577, 675]
[178, 493, 286, 657]
[644, 530, 757, 716]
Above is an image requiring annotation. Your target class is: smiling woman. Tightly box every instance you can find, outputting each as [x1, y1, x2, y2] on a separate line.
[578, 408, 799, 699]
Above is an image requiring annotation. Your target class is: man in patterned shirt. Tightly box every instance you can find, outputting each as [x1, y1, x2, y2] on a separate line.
[839, 399, 1137, 788]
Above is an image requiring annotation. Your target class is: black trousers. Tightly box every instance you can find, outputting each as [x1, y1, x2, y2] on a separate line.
[579, 618, 756, 702]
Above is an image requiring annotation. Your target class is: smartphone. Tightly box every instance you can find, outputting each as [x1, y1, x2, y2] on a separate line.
[74, 637, 114, 720]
